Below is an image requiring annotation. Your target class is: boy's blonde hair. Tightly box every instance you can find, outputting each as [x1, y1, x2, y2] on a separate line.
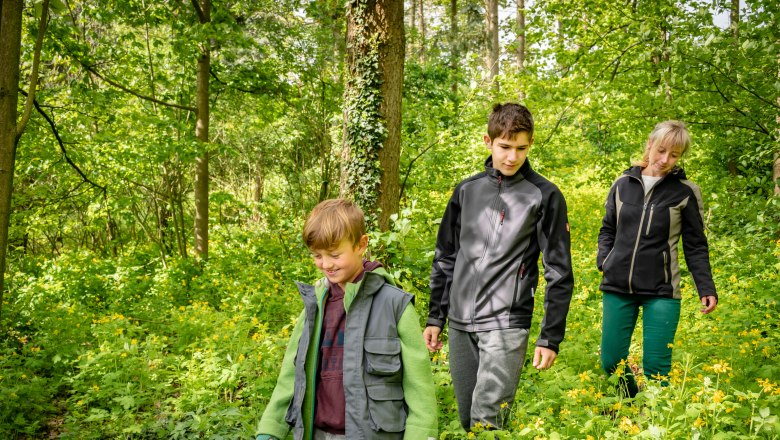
[634, 120, 691, 167]
[303, 199, 366, 250]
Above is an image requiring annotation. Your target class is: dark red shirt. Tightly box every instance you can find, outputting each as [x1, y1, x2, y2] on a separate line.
[314, 260, 382, 434]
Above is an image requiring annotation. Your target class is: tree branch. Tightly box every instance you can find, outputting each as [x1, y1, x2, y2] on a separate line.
[710, 74, 771, 136]
[82, 64, 197, 112]
[681, 49, 780, 110]
[17, 0, 50, 137]
[22, 91, 107, 193]
[190, 0, 207, 23]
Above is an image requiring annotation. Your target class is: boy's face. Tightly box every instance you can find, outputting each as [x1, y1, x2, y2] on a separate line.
[484, 131, 533, 177]
[311, 235, 368, 288]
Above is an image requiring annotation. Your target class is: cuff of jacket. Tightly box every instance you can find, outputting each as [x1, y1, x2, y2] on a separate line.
[425, 318, 444, 328]
[404, 423, 438, 440]
[536, 339, 560, 354]
[256, 418, 289, 440]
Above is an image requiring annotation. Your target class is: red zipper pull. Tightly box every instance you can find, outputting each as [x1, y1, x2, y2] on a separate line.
[499, 210, 505, 225]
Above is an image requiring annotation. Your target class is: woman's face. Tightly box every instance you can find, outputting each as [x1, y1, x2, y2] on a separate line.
[644, 141, 683, 177]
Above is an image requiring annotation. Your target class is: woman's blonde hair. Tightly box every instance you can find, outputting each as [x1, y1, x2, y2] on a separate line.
[302, 199, 366, 250]
[633, 120, 691, 168]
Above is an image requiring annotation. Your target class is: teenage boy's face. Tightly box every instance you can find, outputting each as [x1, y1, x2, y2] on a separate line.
[311, 235, 368, 289]
[485, 132, 533, 177]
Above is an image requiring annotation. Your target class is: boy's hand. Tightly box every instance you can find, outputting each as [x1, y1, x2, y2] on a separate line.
[423, 326, 443, 352]
[532, 347, 557, 370]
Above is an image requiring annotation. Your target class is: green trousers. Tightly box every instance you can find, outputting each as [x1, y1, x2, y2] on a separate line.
[600, 291, 681, 397]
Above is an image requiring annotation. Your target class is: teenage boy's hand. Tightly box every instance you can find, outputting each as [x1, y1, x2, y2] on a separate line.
[532, 347, 557, 370]
[423, 326, 443, 352]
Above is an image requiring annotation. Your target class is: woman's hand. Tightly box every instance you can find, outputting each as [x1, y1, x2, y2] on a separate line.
[700, 295, 717, 314]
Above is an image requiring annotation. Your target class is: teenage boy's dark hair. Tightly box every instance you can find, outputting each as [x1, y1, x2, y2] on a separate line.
[487, 103, 534, 141]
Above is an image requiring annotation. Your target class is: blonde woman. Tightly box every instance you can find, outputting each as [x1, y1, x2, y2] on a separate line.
[596, 120, 717, 397]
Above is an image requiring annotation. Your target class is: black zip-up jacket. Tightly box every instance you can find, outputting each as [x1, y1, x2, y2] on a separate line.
[428, 158, 574, 353]
[597, 166, 717, 299]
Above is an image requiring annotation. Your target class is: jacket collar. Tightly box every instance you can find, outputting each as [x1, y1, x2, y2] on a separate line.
[625, 165, 686, 181]
[484, 156, 532, 184]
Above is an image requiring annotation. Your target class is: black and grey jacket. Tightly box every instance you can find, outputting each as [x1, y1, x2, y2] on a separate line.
[597, 166, 717, 299]
[428, 158, 574, 353]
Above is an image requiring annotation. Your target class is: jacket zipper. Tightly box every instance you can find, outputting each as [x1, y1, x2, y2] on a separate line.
[663, 251, 669, 283]
[473, 175, 503, 326]
[645, 204, 655, 235]
[307, 292, 326, 440]
[514, 259, 527, 303]
[627, 180, 655, 293]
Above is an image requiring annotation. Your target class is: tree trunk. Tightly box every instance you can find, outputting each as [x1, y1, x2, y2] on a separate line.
[0, 0, 23, 319]
[730, 0, 739, 40]
[515, 0, 525, 99]
[450, 0, 458, 92]
[418, 0, 426, 63]
[485, 0, 499, 81]
[775, 58, 779, 195]
[193, 0, 211, 260]
[344, 0, 404, 231]
[515, 0, 525, 71]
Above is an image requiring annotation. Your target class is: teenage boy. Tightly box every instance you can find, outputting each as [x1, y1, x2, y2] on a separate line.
[424, 103, 574, 431]
[257, 199, 438, 440]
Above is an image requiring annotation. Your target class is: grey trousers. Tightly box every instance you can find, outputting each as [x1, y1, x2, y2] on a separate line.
[448, 327, 529, 431]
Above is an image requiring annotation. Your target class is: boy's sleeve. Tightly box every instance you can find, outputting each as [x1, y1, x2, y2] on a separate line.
[428, 188, 462, 328]
[256, 310, 306, 440]
[597, 181, 618, 271]
[398, 304, 439, 440]
[536, 187, 574, 353]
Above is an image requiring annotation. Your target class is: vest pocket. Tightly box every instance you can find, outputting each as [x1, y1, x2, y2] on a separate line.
[364, 337, 402, 376]
[366, 383, 407, 433]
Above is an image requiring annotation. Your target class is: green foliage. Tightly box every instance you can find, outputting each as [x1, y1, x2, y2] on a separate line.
[4, 0, 779, 438]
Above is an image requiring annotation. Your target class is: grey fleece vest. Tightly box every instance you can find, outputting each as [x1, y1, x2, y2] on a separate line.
[285, 271, 413, 440]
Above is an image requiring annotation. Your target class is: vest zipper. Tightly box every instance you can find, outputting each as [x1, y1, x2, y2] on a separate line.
[308, 292, 326, 440]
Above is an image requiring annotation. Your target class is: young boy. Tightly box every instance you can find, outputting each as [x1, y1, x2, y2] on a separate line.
[424, 103, 574, 431]
[257, 199, 438, 440]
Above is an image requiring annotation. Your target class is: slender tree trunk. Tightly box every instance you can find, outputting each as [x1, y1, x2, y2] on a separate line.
[485, 0, 499, 81]
[515, 0, 525, 71]
[515, 0, 525, 99]
[410, 0, 417, 60]
[775, 56, 779, 195]
[450, 0, 458, 92]
[0, 0, 23, 319]
[418, 0, 426, 63]
[193, 0, 211, 260]
[728, 0, 740, 175]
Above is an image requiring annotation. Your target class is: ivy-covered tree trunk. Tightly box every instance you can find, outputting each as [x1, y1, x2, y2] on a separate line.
[0, 0, 23, 317]
[343, 0, 404, 231]
[193, 0, 211, 259]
